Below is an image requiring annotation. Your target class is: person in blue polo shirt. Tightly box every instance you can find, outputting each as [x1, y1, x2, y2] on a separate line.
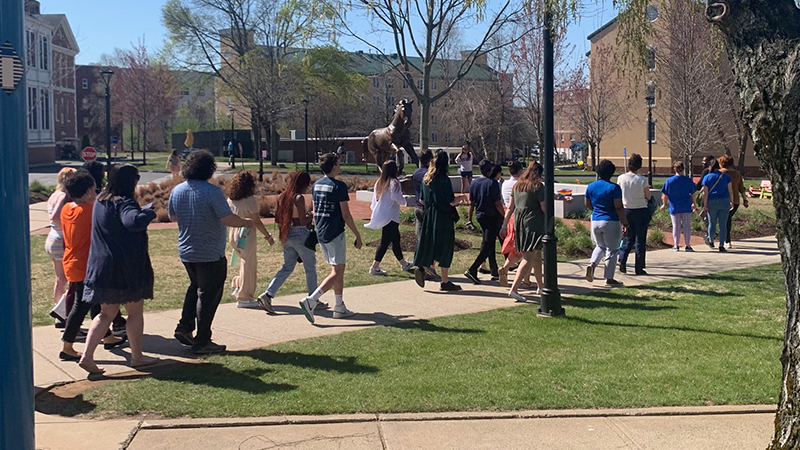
[169, 150, 254, 355]
[299, 153, 363, 324]
[660, 161, 697, 251]
[701, 158, 734, 252]
[584, 160, 628, 287]
[464, 159, 505, 284]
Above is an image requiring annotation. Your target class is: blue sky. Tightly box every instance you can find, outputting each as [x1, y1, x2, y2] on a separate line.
[43, 0, 618, 66]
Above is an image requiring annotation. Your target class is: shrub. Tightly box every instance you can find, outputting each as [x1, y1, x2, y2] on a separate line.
[650, 208, 671, 229]
[399, 208, 417, 223]
[566, 209, 591, 220]
[647, 228, 665, 246]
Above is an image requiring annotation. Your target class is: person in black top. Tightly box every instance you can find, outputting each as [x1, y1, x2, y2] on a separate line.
[464, 160, 505, 284]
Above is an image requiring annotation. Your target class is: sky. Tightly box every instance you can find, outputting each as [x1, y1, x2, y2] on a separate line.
[43, 0, 619, 66]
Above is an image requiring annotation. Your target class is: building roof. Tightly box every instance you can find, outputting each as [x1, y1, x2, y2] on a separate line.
[586, 17, 618, 42]
[38, 14, 80, 53]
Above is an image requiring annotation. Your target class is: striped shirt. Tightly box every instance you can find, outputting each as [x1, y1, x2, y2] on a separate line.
[168, 180, 232, 262]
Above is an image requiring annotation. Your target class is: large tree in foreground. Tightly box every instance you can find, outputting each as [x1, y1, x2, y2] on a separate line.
[700, 1, 800, 448]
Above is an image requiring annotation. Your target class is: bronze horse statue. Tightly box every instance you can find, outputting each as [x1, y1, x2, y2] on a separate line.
[363, 98, 419, 172]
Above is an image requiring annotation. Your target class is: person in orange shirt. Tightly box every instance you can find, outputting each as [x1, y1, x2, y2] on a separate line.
[59, 171, 125, 362]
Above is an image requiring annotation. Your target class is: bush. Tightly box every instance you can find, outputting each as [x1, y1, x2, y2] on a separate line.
[650, 208, 671, 229]
[399, 208, 417, 223]
[647, 228, 665, 246]
[566, 209, 591, 220]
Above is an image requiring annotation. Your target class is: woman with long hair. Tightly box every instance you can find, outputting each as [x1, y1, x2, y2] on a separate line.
[78, 165, 158, 373]
[227, 171, 275, 309]
[718, 154, 748, 248]
[166, 149, 182, 178]
[45, 167, 75, 324]
[498, 161, 531, 288]
[257, 171, 321, 313]
[457, 145, 473, 194]
[413, 150, 469, 291]
[365, 160, 414, 275]
[701, 158, 734, 252]
[501, 162, 546, 301]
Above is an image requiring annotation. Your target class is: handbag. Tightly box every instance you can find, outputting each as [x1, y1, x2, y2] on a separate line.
[450, 205, 460, 222]
[647, 195, 657, 215]
[304, 224, 319, 251]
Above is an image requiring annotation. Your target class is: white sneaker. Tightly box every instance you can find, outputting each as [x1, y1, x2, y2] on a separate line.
[236, 300, 260, 309]
[332, 304, 356, 319]
[369, 267, 387, 276]
[508, 290, 527, 302]
[299, 297, 317, 324]
[672, 247, 679, 252]
[401, 261, 415, 273]
[725, 242, 732, 249]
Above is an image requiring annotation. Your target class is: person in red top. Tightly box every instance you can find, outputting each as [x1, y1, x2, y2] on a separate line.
[59, 171, 124, 362]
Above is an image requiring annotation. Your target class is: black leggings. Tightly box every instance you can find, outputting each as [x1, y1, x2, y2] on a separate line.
[725, 203, 740, 244]
[374, 221, 404, 263]
[62, 281, 110, 344]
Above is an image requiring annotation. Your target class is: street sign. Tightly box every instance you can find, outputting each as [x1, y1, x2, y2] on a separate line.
[81, 147, 97, 162]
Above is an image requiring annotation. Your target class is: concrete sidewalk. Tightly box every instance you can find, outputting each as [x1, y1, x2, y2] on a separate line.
[34, 406, 776, 450]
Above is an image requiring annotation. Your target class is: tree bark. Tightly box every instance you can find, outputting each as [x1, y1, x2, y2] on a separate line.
[707, 2, 800, 448]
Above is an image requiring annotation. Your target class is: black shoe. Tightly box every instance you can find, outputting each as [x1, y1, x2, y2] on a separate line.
[635, 270, 648, 276]
[478, 268, 492, 274]
[605, 279, 624, 287]
[414, 267, 426, 288]
[618, 263, 627, 274]
[719, 246, 727, 253]
[440, 281, 462, 291]
[464, 270, 481, 284]
[103, 335, 128, 350]
[491, 275, 499, 281]
[174, 329, 195, 347]
[705, 236, 715, 248]
[193, 341, 227, 355]
[59, 351, 81, 362]
[112, 321, 127, 334]
[54, 319, 66, 329]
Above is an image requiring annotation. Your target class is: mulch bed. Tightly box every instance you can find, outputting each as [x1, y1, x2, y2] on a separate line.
[366, 231, 473, 253]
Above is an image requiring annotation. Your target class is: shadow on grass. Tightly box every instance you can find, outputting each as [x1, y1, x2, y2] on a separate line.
[35, 390, 97, 417]
[223, 348, 380, 376]
[565, 297, 677, 312]
[568, 316, 781, 342]
[390, 319, 484, 334]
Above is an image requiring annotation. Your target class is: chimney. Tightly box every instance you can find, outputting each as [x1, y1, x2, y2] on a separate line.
[25, 0, 41, 15]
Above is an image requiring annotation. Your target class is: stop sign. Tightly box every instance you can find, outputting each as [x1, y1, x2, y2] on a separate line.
[81, 147, 97, 162]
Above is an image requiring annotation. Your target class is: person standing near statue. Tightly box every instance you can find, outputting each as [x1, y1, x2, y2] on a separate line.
[337, 141, 347, 164]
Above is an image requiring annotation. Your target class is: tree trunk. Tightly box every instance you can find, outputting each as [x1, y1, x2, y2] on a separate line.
[737, 132, 748, 174]
[142, 128, 147, 165]
[419, 98, 430, 151]
[708, 2, 800, 448]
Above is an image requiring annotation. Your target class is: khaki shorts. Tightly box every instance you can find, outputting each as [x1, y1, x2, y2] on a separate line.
[320, 232, 347, 265]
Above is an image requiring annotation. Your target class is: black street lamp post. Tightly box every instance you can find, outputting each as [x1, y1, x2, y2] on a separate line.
[646, 88, 655, 186]
[100, 69, 114, 174]
[302, 98, 309, 173]
[540, 9, 564, 317]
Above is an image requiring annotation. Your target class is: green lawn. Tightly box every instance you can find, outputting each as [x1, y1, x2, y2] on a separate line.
[80, 263, 784, 418]
[30, 221, 484, 327]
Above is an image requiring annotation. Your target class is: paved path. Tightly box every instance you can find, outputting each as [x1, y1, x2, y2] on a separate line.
[31, 236, 781, 449]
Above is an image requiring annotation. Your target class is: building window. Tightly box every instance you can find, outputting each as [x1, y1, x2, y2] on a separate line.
[373, 77, 380, 88]
[83, 117, 89, 128]
[27, 31, 36, 67]
[417, 79, 423, 90]
[444, 132, 451, 143]
[646, 81, 657, 107]
[569, 133, 575, 141]
[560, 133, 564, 142]
[223, 51, 230, 60]
[432, 79, 437, 90]
[41, 90, 50, 130]
[374, 96, 380, 107]
[403, 79, 408, 89]
[40, 36, 48, 70]
[431, 132, 438, 143]
[181, 89, 190, 96]
[431, 114, 437, 125]
[647, 47, 656, 71]
[388, 96, 395, 107]
[386, 77, 394, 88]
[82, 78, 88, 89]
[28, 87, 38, 130]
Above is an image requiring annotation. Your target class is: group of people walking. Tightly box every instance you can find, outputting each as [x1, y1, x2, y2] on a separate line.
[44, 147, 751, 371]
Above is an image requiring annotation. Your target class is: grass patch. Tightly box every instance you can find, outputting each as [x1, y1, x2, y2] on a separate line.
[81, 263, 784, 418]
[30, 221, 484, 327]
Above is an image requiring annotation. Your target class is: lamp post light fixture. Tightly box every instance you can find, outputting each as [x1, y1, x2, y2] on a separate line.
[539, 8, 565, 318]
[100, 69, 114, 174]
[302, 98, 310, 173]
[645, 83, 656, 187]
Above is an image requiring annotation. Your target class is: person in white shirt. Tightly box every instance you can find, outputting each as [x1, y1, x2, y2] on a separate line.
[617, 153, 652, 275]
[365, 160, 414, 275]
[457, 145, 474, 194]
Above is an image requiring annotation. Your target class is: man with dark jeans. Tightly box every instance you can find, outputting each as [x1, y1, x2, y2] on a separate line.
[464, 160, 505, 284]
[168, 150, 253, 354]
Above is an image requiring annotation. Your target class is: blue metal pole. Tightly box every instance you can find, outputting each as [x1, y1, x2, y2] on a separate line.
[0, 0, 36, 449]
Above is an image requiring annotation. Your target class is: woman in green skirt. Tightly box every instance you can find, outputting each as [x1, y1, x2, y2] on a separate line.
[414, 150, 469, 291]
[501, 162, 546, 302]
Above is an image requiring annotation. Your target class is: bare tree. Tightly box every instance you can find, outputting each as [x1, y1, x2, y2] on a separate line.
[568, 44, 630, 171]
[338, 0, 527, 150]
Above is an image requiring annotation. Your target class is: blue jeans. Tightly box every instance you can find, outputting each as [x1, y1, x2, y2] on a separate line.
[619, 207, 651, 273]
[707, 197, 731, 244]
[264, 226, 318, 297]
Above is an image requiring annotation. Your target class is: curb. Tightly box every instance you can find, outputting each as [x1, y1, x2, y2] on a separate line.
[138, 404, 776, 430]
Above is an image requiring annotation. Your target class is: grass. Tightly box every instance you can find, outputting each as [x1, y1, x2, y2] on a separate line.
[30, 221, 483, 327]
[80, 263, 784, 418]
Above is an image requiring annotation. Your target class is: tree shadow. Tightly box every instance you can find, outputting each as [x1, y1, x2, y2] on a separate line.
[565, 297, 677, 312]
[389, 319, 484, 334]
[567, 316, 781, 342]
[147, 358, 297, 395]
[224, 348, 379, 376]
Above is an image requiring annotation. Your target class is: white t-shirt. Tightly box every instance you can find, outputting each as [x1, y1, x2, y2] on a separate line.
[617, 172, 649, 209]
[501, 176, 518, 207]
[457, 153, 473, 173]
